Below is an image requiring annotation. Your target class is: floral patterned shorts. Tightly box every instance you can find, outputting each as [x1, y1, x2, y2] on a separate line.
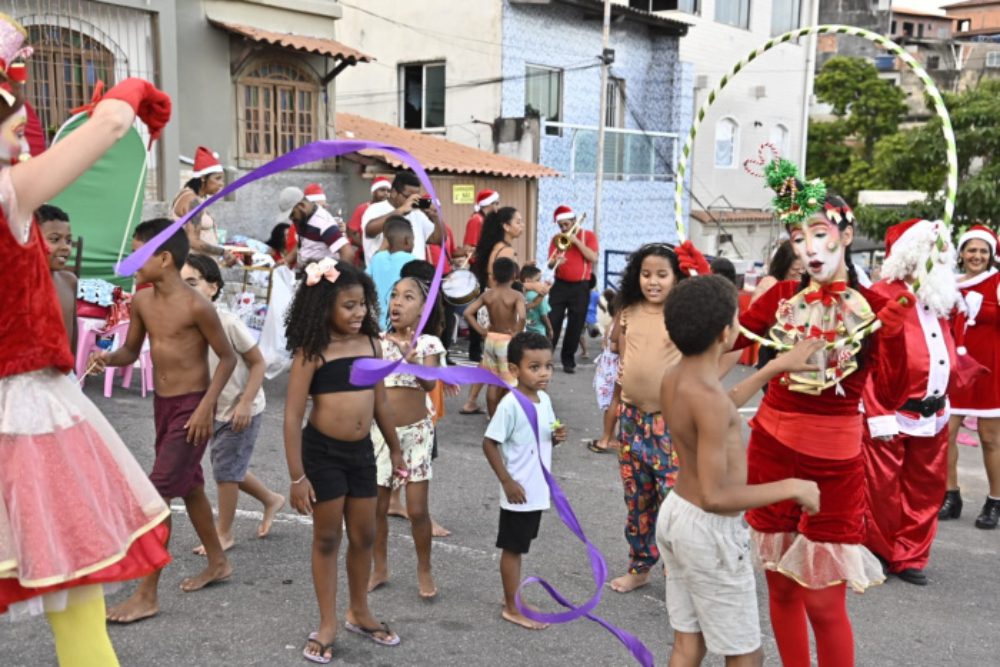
[372, 416, 434, 488]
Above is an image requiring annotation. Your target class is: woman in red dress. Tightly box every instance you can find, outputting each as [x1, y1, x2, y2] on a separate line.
[940, 225, 1000, 528]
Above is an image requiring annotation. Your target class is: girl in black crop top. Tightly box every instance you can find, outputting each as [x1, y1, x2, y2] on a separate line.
[282, 261, 405, 656]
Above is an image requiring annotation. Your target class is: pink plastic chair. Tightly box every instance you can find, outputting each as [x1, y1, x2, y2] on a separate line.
[74, 317, 107, 378]
[102, 330, 156, 399]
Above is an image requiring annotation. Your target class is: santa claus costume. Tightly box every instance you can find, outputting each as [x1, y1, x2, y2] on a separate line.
[861, 219, 962, 586]
[717, 154, 913, 667]
[0, 16, 172, 666]
[941, 225, 1000, 528]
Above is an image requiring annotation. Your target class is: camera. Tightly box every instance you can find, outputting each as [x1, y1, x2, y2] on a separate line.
[415, 197, 433, 210]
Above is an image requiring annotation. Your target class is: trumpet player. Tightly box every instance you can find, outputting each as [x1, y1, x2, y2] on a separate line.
[547, 205, 599, 374]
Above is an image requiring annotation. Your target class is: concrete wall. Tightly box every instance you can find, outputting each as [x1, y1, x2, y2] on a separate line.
[501, 0, 690, 289]
[890, 13, 956, 40]
[948, 4, 1000, 33]
[816, 0, 890, 69]
[674, 0, 813, 261]
[332, 0, 503, 150]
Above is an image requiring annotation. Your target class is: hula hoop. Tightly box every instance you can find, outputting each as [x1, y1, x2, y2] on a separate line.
[673, 24, 959, 351]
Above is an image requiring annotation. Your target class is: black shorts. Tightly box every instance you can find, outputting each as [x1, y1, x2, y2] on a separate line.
[301, 423, 377, 503]
[496, 508, 542, 554]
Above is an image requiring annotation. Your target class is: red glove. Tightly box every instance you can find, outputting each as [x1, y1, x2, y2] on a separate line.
[676, 240, 711, 276]
[876, 297, 915, 336]
[103, 78, 172, 146]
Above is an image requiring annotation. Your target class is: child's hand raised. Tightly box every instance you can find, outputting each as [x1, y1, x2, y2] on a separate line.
[290, 477, 317, 515]
[772, 337, 825, 374]
[502, 479, 527, 505]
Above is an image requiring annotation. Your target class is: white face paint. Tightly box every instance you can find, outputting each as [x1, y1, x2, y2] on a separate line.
[0, 107, 28, 165]
[789, 218, 848, 285]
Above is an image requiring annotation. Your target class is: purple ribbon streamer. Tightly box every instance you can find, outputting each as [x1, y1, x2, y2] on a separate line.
[115, 139, 653, 666]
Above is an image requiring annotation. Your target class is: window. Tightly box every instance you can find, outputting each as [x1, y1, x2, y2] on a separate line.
[918, 23, 925, 38]
[891, 20, 897, 34]
[770, 123, 789, 157]
[926, 54, 940, 70]
[627, 0, 698, 12]
[714, 118, 739, 168]
[716, 0, 750, 29]
[771, 0, 800, 37]
[987, 52, 1000, 68]
[525, 64, 563, 136]
[238, 61, 318, 161]
[25, 25, 116, 142]
[902, 22, 914, 37]
[400, 62, 445, 131]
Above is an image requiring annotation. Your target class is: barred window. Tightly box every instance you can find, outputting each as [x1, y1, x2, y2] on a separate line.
[25, 25, 116, 142]
[238, 61, 317, 162]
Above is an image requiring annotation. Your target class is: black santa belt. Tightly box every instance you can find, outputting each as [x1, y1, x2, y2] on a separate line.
[901, 395, 947, 418]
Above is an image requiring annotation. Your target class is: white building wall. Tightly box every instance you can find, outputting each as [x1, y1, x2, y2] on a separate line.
[333, 0, 503, 150]
[666, 0, 816, 262]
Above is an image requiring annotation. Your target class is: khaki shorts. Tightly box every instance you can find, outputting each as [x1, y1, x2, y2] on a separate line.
[656, 492, 760, 657]
[372, 416, 435, 488]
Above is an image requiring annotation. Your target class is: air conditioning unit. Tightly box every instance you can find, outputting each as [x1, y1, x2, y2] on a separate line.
[751, 85, 766, 99]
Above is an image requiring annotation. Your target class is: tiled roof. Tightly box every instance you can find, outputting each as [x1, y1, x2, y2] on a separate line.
[335, 113, 558, 178]
[511, 0, 689, 35]
[943, 0, 1000, 9]
[210, 21, 373, 64]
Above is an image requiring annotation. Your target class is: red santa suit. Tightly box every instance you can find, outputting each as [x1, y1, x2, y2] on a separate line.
[862, 280, 956, 573]
[950, 266, 1000, 418]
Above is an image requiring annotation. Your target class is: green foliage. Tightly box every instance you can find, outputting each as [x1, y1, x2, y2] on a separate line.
[806, 120, 852, 182]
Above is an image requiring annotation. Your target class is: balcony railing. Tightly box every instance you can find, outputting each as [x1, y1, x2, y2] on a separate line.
[542, 121, 679, 182]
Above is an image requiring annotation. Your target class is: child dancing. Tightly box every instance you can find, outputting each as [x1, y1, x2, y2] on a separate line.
[608, 244, 688, 593]
[284, 259, 404, 664]
[369, 272, 446, 598]
[0, 17, 173, 664]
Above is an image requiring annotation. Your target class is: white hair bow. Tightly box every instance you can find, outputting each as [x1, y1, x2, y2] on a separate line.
[305, 258, 341, 286]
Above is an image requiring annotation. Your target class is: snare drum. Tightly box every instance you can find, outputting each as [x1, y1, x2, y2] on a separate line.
[441, 269, 480, 306]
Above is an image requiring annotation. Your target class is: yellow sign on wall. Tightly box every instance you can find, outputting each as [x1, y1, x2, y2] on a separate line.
[452, 184, 475, 205]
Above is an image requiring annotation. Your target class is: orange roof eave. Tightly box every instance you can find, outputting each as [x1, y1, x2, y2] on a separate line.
[210, 20, 374, 64]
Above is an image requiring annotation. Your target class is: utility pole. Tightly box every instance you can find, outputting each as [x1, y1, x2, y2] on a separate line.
[593, 0, 612, 239]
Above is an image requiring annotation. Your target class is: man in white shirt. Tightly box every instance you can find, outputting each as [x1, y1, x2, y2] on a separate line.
[276, 186, 353, 265]
[361, 172, 444, 265]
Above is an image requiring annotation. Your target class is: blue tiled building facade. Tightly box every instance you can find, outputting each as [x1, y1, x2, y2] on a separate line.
[501, 0, 693, 288]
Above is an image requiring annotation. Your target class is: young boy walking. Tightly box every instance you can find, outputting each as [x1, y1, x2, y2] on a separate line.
[90, 218, 238, 623]
[36, 204, 77, 355]
[367, 216, 417, 330]
[657, 276, 821, 666]
[464, 257, 526, 415]
[483, 332, 566, 630]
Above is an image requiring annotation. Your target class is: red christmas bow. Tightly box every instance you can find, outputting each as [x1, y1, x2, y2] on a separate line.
[808, 326, 837, 342]
[804, 280, 848, 306]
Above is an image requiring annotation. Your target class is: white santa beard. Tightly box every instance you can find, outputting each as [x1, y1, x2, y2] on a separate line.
[916, 259, 962, 319]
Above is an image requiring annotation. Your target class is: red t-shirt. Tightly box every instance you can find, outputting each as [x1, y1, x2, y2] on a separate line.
[549, 229, 598, 282]
[348, 201, 370, 267]
[463, 212, 483, 249]
[427, 225, 456, 276]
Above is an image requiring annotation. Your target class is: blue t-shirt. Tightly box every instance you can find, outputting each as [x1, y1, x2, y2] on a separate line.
[525, 289, 551, 336]
[367, 250, 418, 330]
[586, 290, 599, 325]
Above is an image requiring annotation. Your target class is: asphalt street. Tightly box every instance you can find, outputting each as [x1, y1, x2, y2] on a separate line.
[3, 353, 999, 666]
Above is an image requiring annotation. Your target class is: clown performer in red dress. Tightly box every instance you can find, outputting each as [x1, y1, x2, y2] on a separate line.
[678, 154, 914, 667]
[940, 225, 1000, 528]
[0, 16, 173, 667]
[860, 219, 963, 587]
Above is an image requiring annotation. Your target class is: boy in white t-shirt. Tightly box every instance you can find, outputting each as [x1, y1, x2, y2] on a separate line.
[483, 332, 567, 631]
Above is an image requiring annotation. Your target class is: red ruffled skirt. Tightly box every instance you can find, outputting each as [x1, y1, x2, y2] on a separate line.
[0, 369, 171, 618]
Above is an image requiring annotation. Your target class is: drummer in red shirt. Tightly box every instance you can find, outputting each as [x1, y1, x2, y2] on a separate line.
[546, 205, 599, 373]
[347, 176, 392, 268]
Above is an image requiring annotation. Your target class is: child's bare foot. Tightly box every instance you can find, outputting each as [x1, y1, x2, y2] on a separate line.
[106, 592, 158, 624]
[192, 533, 234, 556]
[417, 568, 437, 599]
[180, 561, 232, 592]
[259, 492, 285, 538]
[501, 607, 548, 630]
[609, 571, 650, 593]
[431, 519, 451, 537]
[368, 568, 390, 592]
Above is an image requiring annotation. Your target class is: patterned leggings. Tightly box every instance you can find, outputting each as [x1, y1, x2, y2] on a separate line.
[617, 402, 678, 574]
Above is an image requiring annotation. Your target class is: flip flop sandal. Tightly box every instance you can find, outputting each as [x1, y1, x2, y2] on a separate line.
[303, 632, 334, 664]
[344, 620, 401, 646]
[459, 407, 485, 415]
[585, 439, 609, 454]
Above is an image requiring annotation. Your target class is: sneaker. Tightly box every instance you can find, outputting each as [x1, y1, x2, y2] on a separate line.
[957, 431, 980, 447]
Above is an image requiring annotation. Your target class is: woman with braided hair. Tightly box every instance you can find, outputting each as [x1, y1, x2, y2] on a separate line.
[678, 155, 914, 667]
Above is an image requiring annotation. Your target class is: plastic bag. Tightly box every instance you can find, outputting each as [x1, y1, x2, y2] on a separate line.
[260, 266, 295, 379]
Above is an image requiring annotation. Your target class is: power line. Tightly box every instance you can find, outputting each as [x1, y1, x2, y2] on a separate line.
[338, 1, 507, 54]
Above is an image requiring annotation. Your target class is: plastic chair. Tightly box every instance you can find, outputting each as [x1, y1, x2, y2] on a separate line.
[74, 317, 107, 378]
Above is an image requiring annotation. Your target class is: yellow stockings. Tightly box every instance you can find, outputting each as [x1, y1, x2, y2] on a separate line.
[45, 585, 120, 667]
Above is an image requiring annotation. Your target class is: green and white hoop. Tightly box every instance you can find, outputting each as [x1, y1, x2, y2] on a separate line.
[673, 24, 960, 351]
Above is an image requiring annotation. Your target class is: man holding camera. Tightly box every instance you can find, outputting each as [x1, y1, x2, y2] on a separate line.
[547, 205, 598, 374]
[361, 172, 444, 265]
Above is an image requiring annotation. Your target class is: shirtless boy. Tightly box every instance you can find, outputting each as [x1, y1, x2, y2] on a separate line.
[463, 257, 526, 416]
[657, 276, 821, 667]
[36, 204, 76, 355]
[90, 218, 237, 623]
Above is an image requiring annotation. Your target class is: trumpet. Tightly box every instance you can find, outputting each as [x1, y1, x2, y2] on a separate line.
[548, 213, 587, 265]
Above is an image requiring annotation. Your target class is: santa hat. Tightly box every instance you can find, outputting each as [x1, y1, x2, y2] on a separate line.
[304, 183, 326, 202]
[881, 218, 961, 318]
[474, 189, 499, 212]
[554, 205, 575, 223]
[371, 176, 391, 193]
[192, 146, 222, 178]
[958, 224, 997, 257]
